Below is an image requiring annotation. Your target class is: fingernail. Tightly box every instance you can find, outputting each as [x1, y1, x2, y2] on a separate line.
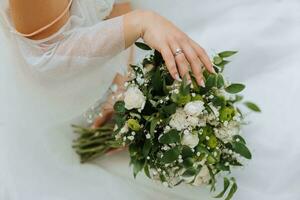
[200, 80, 205, 87]
[187, 79, 192, 84]
[175, 74, 182, 82]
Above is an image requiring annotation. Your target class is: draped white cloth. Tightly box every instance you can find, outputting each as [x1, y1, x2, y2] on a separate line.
[1, 0, 300, 200]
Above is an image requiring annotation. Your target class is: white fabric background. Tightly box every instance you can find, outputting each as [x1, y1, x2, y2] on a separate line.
[1, 0, 300, 200]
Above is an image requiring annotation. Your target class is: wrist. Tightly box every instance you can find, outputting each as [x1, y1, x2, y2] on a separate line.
[123, 9, 154, 47]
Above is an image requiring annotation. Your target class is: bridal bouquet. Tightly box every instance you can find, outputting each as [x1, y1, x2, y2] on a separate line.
[72, 42, 260, 200]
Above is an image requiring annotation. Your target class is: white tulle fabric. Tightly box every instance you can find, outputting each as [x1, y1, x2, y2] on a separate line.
[0, 0, 125, 77]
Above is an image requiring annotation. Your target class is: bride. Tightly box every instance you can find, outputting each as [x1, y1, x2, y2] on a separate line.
[1, 0, 300, 200]
[0, 0, 216, 199]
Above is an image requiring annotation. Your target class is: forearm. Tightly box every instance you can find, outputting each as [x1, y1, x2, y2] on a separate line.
[123, 10, 146, 49]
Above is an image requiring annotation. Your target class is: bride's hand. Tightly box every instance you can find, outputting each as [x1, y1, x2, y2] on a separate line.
[124, 10, 215, 86]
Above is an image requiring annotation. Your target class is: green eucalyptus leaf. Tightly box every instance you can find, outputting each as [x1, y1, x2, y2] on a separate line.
[233, 135, 246, 145]
[183, 157, 194, 168]
[244, 101, 261, 112]
[225, 83, 245, 94]
[206, 74, 217, 89]
[160, 146, 181, 164]
[152, 68, 164, 93]
[217, 74, 225, 88]
[218, 60, 230, 68]
[182, 145, 194, 158]
[150, 118, 159, 136]
[135, 42, 152, 50]
[219, 51, 238, 58]
[213, 56, 223, 65]
[159, 129, 180, 144]
[161, 103, 177, 115]
[232, 142, 252, 159]
[144, 164, 151, 178]
[215, 177, 230, 198]
[143, 140, 152, 157]
[225, 182, 238, 200]
[133, 159, 145, 178]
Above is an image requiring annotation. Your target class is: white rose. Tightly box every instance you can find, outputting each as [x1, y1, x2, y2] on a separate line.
[124, 86, 146, 110]
[184, 101, 205, 116]
[169, 108, 189, 131]
[215, 121, 240, 143]
[186, 115, 199, 127]
[193, 165, 211, 186]
[181, 132, 199, 148]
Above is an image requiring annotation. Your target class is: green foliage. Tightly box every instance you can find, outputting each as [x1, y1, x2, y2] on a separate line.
[160, 146, 181, 164]
[135, 42, 152, 51]
[244, 101, 261, 112]
[225, 84, 245, 94]
[219, 51, 238, 58]
[215, 177, 230, 198]
[72, 48, 260, 200]
[232, 141, 252, 159]
[159, 129, 181, 144]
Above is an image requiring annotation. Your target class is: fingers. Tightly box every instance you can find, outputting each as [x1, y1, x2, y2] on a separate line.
[190, 39, 215, 74]
[169, 42, 190, 81]
[181, 43, 205, 87]
[160, 47, 180, 81]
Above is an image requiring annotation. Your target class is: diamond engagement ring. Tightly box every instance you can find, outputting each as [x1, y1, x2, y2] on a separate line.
[174, 48, 184, 57]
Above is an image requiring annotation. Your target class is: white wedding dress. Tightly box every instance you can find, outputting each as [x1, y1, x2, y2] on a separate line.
[1, 0, 300, 200]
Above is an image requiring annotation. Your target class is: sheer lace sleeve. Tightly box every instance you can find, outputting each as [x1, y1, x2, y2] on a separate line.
[17, 16, 125, 76]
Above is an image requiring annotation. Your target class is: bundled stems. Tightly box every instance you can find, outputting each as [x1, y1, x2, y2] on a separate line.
[72, 124, 122, 163]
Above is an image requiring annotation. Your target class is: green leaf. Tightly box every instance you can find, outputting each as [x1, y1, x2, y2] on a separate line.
[144, 164, 151, 178]
[219, 51, 238, 58]
[160, 146, 181, 164]
[183, 157, 194, 168]
[217, 74, 225, 88]
[159, 129, 180, 144]
[133, 159, 145, 178]
[213, 56, 223, 65]
[215, 177, 230, 198]
[233, 135, 246, 145]
[244, 101, 261, 112]
[151, 68, 163, 93]
[225, 83, 245, 94]
[143, 140, 152, 157]
[150, 118, 159, 136]
[181, 145, 194, 158]
[161, 103, 177, 115]
[135, 42, 152, 50]
[182, 167, 198, 177]
[115, 114, 126, 129]
[225, 182, 238, 200]
[232, 141, 252, 159]
[218, 60, 230, 68]
[154, 50, 163, 66]
[206, 74, 217, 89]
[114, 101, 125, 114]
